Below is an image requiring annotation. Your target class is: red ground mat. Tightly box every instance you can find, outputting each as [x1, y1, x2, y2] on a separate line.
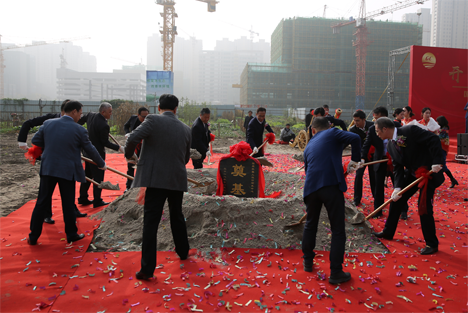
[1, 153, 467, 312]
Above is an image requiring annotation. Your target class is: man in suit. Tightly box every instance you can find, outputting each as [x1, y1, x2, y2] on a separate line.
[125, 94, 191, 281]
[123, 107, 149, 191]
[191, 108, 211, 169]
[18, 99, 88, 222]
[372, 117, 445, 255]
[361, 106, 403, 218]
[78, 102, 123, 208]
[314, 107, 347, 131]
[302, 117, 361, 284]
[247, 107, 275, 158]
[243, 110, 254, 137]
[349, 110, 374, 206]
[28, 101, 106, 245]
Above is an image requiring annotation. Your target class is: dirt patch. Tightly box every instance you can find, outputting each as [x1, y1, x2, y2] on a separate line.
[89, 169, 386, 255]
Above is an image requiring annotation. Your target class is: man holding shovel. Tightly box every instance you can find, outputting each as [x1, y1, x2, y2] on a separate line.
[78, 102, 124, 208]
[191, 108, 211, 169]
[302, 117, 361, 284]
[28, 101, 106, 245]
[247, 107, 275, 158]
[125, 94, 191, 281]
[372, 118, 445, 255]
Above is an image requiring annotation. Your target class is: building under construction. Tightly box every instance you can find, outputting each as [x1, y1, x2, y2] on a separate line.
[240, 17, 422, 111]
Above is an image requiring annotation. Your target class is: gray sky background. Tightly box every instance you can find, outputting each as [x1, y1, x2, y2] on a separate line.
[1, 0, 432, 72]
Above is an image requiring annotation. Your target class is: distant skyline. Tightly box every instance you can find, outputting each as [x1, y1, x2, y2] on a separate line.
[1, 0, 432, 72]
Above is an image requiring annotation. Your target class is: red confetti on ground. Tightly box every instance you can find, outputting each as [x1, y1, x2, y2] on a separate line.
[1, 153, 466, 312]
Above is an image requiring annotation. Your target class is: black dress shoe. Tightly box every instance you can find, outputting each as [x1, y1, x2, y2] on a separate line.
[78, 199, 93, 205]
[400, 212, 408, 220]
[449, 180, 459, 188]
[67, 233, 85, 244]
[93, 201, 109, 208]
[303, 260, 313, 273]
[27, 237, 37, 245]
[420, 246, 438, 255]
[44, 217, 55, 224]
[372, 231, 393, 240]
[136, 271, 154, 281]
[329, 271, 351, 284]
[75, 210, 87, 218]
[353, 201, 360, 206]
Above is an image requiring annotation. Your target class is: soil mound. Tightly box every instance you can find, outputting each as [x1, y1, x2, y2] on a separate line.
[90, 169, 386, 255]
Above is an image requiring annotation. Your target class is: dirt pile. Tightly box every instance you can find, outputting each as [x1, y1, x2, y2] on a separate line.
[90, 169, 386, 255]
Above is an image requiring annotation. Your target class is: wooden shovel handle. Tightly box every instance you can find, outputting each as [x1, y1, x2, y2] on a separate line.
[108, 133, 120, 146]
[362, 159, 389, 166]
[249, 139, 268, 157]
[85, 176, 99, 186]
[365, 170, 434, 220]
[81, 156, 135, 180]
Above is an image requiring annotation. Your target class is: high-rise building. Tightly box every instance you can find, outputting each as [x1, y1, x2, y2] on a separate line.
[240, 17, 422, 111]
[56, 67, 145, 102]
[2, 41, 96, 99]
[402, 8, 431, 46]
[147, 34, 270, 104]
[431, 0, 468, 48]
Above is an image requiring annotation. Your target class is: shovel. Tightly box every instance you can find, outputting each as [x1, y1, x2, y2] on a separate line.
[364, 170, 434, 220]
[81, 156, 212, 189]
[256, 157, 273, 167]
[203, 143, 215, 166]
[287, 154, 358, 173]
[85, 176, 120, 190]
[284, 212, 307, 228]
[109, 133, 139, 165]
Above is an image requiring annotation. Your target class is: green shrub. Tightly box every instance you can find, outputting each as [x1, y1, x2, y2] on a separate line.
[216, 118, 230, 124]
[293, 123, 305, 129]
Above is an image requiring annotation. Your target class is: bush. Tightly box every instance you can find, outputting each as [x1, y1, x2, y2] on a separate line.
[112, 101, 142, 134]
[292, 123, 305, 129]
[216, 118, 230, 124]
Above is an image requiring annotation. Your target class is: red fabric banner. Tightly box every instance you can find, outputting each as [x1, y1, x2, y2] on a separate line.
[415, 167, 432, 216]
[24, 144, 43, 165]
[409, 45, 467, 136]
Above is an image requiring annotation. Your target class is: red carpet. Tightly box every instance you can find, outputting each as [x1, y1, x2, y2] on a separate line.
[1, 152, 467, 312]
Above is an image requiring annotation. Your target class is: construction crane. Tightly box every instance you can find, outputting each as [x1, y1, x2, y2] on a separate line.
[331, 0, 428, 110]
[0, 35, 90, 99]
[156, 0, 218, 72]
[323, 5, 327, 18]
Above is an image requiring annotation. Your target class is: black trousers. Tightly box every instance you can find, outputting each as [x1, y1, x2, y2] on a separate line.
[353, 165, 375, 204]
[192, 151, 206, 169]
[140, 188, 190, 276]
[373, 164, 387, 210]
[282, 134, 296, 142]
[302, 185, 346, 274]
[126, 150, 141, 190]
[79, 162, 104, 204]
[382, 174, 439, 248]
[29, 175, 78, 241]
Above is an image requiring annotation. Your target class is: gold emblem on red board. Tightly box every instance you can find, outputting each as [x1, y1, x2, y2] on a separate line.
[422, 52, 436, 69]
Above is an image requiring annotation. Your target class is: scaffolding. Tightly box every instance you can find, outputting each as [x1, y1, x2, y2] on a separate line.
[387, 46, 411, 110]
[240, 17, 422, 111]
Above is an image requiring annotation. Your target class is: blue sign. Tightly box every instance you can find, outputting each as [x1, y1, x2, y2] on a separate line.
[146, 71, 174, 102]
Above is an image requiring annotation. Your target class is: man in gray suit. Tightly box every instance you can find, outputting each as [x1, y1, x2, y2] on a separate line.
[125, 94, 192, 281]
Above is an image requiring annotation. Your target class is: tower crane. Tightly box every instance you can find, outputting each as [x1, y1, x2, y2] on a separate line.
[0, 35, 90, 99]
[156, 0, 218, 72]
[331, 0, 428, 110]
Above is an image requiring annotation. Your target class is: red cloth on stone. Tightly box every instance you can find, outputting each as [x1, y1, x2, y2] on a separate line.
[216, 141, 266, 198]
[24, 144, 43, 165]
[415, 167, 432, 216]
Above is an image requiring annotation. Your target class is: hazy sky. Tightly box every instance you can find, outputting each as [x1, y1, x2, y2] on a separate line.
[1, 0, 432, 72]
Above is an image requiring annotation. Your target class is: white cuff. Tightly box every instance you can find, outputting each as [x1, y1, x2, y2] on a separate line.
[18, 142, 27, 147]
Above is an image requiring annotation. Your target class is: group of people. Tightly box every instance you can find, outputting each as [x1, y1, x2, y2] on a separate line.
[18, 96, 460, 285]
[302, 104, 459, 284]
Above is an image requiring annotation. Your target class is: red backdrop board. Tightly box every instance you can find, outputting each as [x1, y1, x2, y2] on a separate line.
[409, 45, 468, 136]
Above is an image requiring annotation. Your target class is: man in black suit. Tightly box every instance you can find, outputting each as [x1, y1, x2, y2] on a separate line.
[28, 101, 106, 245]
[125, 94, 191, 281]
[243, 111, 254, 138]
[191, 108, 211, 169]
[372, 118, 445, 255]
[314, 107, 347, 131]
[247, 107, 275, 158]
[123, 107, 149, 191]
[78, 102, 122, 208]
[361, 106, 403, 218]
[18, 99, 88, 222]
[349, 110, 374, 206]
